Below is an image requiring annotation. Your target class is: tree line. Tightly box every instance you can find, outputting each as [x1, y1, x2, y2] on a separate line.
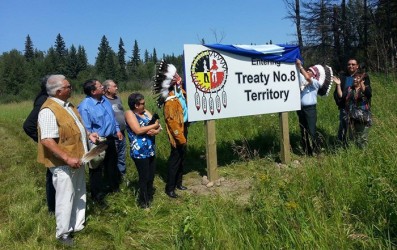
[284, 0, 396, 73]
[0, 33, 183, 103]
[0, 0, 396, 103]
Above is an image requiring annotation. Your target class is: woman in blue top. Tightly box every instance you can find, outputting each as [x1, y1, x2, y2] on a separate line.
[125, 93, 161, 208]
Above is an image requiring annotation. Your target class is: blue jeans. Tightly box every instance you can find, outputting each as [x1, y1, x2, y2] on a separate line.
[115, 131, 127, 175]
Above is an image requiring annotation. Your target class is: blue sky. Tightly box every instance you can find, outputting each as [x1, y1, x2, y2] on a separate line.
[0, 0, 297, 64]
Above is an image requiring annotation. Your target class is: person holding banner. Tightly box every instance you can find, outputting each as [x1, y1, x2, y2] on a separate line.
[153, 60, 189, 198]
[296, 59, 320, 156]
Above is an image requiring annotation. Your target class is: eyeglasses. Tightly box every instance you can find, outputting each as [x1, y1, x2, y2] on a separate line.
[61, 85, 72, 90]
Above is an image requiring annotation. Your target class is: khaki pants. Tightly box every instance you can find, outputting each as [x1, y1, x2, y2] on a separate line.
[50, 165, 86, 238]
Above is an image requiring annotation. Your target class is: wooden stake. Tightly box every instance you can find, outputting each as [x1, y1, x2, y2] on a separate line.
[279, 112, 291, 164]
[205, 120, 218, 181]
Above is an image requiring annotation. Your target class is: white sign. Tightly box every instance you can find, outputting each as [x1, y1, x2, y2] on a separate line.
[183, 44, 301, 122]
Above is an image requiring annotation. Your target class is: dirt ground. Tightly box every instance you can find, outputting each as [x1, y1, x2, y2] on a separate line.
[182, 171, 254, 205]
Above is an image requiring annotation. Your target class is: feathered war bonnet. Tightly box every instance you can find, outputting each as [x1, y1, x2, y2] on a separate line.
[152, 60, 181, 107]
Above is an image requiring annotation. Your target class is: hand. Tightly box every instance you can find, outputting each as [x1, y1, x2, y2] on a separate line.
[89, 132, 99, 144]
[147, 129, 157, 136]
[66, 156, 82, 168]
[116, 131, 123, 140]
[332, 76, 341, 85]
[295, 59, 302, 67]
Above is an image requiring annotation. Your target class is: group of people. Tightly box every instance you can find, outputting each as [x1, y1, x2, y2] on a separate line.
[22, 57, 372, 245]
[295, 57, 372, 155]
[22, 61, 188, 246]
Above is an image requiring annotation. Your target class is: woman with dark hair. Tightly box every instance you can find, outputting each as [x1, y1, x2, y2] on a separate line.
[334, 72, 372, 148]
[125, 93, 161, 208]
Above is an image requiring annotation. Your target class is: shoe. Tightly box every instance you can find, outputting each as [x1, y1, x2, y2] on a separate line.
[57, 235, 74, 246]
[165, 190, 178, 198]
[139, 202, 150, 209]
[176, 185, 187, 190]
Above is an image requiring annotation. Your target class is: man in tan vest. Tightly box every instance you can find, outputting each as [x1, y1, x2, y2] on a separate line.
[37, 75, 98, 246]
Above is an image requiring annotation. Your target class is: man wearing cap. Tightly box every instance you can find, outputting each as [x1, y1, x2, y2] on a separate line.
[296, 59, 320, 156]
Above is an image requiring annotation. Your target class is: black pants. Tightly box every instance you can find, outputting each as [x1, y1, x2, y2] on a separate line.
[133, 156, 156, 205]
[165, 124, 188, 192]
[46, 168, 56, 213]
[297, 104, 318, 155]
[89, 137, 120, 201]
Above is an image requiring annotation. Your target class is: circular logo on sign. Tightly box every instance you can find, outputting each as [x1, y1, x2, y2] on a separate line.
[190, 50, 228, 93]
[190, 50, 228, 115]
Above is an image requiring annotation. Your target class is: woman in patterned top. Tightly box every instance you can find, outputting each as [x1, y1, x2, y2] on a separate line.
[125, 93, 161, 208]
[334, 72, 372, 148]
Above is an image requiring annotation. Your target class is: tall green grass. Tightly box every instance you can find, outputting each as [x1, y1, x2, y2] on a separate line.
[0, 74, 396, 249]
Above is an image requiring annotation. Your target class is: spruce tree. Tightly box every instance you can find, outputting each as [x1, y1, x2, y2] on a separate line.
[152, 48, 158, 63]
[24, 35, 34, 62]
[67, 45, 79, 79]
[55, 33, 68, 57]
[131, 40, 141, 68]
[77, 45, 88, 71]
[96, 35, 110, 76]
[144, 49, 149, 63]
[104, 50, 116, 80]
[117, 38, 127, 81]
[54, 33, 68, 74]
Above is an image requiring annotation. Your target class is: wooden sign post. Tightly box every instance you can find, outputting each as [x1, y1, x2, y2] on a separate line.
[279, 112, 291, 164]
[205, 120, 218, 181]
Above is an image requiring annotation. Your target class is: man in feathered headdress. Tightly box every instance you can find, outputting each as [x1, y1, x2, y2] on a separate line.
[153, 60, 188, 198]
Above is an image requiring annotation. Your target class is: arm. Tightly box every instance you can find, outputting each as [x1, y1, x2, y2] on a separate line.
[23, 108, 40, 142]
[77, 101, 92, 133]
[362, 75, 372, 99]
[125, 110, 159, 135]
[40, 138, 82, 168]
[332, 76, 343, 98]
[296, 59, 312, 84]
[164, 101, 186, 146]
[23, 95, 47, 142]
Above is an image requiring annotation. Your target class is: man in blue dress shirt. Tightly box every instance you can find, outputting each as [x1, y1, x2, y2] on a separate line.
[78, 79, 123, 204]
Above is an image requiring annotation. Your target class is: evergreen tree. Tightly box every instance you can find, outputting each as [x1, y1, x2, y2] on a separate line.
[96, 35, 110, 75]
[117, 38, 127, 81]
[77, 45, 88, 71]
[128, 40, 141, 78]
[54, 33, 68, 74]
[0, 50, 28, 98]
[66, 45, 79, 79]
[55, 33, 68, 57]
[104, 50, 117, 80]
[24, 35, 34, 62]
[144, 49, 149, 63]
[131, 40, 141, 67]
[43, 47, 58, 75]
[152, 48, 158, 63]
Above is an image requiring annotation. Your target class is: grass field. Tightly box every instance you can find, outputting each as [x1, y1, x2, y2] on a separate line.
[1, 74, 397, 249]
